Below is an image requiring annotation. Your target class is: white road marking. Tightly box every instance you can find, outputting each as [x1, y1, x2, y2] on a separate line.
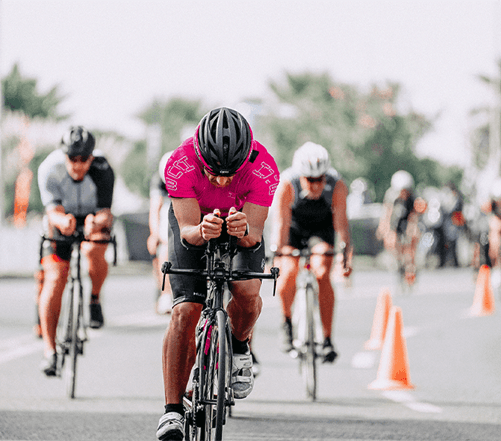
[351, 351, 377, 369]
[383, 390, 442, 414]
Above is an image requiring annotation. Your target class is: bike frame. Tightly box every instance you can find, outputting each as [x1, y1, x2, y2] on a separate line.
[162, 238, 279, 441]
[41, 230, 116, 399]
[275, 242, 336, 401]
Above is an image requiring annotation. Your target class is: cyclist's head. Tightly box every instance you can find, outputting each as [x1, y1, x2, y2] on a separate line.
[194, 107, 253, 176]
[292, 142, 330, 178]
[61, 126, 95, 157]
[159, 151, 174, 185]
[490, 178, 501, 201]
[391, 170, 414, 192]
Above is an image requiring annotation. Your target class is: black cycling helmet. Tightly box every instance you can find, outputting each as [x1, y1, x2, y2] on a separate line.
[194, 107, 253, 176]
[61, 126, 95, 157]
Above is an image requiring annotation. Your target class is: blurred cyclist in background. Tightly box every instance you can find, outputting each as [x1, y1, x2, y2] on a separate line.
[483, 178, 501, 270]
[37, 126, 114, 376]
[440, 182, 465, 268]
[148, 151, 174, 314]
[377, 170, 423, 286]
[271, 142, 352, 363]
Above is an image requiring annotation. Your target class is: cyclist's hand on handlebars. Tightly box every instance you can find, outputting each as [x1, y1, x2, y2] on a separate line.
[226, 206, 248, 238]
[59, 213, 77, 236]
[200, 209, 224, 240]
[342, 244, 353, 277]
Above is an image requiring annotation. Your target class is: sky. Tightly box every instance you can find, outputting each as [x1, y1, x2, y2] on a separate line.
[1, 0, 500, 168]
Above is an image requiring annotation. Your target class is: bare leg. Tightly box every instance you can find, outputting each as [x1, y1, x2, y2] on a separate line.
[227, 279, 263, 341]
[39, 259, 69, 357]
[163, 302, 202, 404]
[82, 243, 108, 297]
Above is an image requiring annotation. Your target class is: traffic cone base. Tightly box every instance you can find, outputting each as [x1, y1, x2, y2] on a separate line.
[469, 264, 495, 317]
[368, 378, 414, 390]
[368, 306, 414, 391]
[364, 288, 392, 351]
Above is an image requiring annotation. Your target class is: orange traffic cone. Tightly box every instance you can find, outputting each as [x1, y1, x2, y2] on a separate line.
[368, 306, 414, 390]
[364, 288, 392, 350]
[469, 264, 495, 317]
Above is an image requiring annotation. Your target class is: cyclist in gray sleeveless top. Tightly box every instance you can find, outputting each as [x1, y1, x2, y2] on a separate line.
[271, 142, 352, 363]
[37, 126, 114, 376]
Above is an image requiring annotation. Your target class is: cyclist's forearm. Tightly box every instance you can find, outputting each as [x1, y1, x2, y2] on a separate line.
[181, 224, 207, 246]
[46, 206, 75, 234]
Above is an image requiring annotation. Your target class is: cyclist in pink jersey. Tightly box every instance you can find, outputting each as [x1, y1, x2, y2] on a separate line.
[156, 107, 279, 441]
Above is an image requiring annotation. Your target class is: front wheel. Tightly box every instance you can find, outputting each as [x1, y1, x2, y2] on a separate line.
[199, 311, 229, 441]
[65, 279, 82, 399]
[302, 285, 317, 401]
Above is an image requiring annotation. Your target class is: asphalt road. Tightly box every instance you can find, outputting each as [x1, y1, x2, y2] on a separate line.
[1, 263, 501, 440]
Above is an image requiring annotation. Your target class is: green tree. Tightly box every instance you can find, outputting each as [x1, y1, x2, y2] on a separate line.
[258, 71, 460, 201]
[1, 64, 69, 220]
[2, 63, 68, 120]
[120, 97, 207, 198]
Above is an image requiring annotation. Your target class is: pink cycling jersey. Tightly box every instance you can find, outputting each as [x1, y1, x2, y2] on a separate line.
[164, 137, 280, 216]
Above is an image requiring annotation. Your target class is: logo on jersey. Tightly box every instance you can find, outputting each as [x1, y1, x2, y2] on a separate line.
[253, 161, 279, 197]
[166, 155, 195, 192]
[166, 156, 196, 179]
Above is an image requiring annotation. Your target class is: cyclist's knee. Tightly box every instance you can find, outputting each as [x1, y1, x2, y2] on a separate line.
[41, 257, 69, 280]
[231, 281, 262, 309]
[311, 261, 331, 281]
[278, 259, 299, 281]
[171, 302, 202, 332]
[82, 242, 107, 260]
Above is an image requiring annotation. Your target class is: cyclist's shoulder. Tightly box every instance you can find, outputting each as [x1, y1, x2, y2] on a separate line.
[89, 150, 112, 172]
[38, 149, 66, 181]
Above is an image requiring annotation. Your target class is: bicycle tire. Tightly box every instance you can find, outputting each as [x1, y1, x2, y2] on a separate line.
[214, 310, 229, 440]
[56, 285, 72, 375]
[303, 284, 317, 401]
[65, 278, 81, 399]
[198, 310, 228, 441]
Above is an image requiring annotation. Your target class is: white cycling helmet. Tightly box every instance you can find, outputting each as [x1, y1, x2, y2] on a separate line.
[391, 170, 414, 191]
[159, 151, 174, 184]
[490, 177, 501, 200]
[292, 142, 330, 178]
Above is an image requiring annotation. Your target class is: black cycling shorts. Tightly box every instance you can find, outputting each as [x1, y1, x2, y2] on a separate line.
[40, 218, 87, 262]
[167, 205, 266, 307]
[288, 226, 335, 250]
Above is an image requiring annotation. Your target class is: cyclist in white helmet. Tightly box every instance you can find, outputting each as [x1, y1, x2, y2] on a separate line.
[271, 142, 352, 363]
[377, 170, 423, 286]
[148, 151, 174, 314]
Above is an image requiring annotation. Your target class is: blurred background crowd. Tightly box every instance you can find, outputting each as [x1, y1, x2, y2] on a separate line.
[1, 1, 501, 280]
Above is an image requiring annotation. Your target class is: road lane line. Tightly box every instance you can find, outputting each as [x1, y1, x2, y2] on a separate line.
[351, 351, 377, 369]
[382, 390, 442, 413]
[0, 337, 42, 365]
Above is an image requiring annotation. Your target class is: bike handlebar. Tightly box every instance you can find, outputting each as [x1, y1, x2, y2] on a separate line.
[40, 231, 118, 266]
[161, 238, 280, 295]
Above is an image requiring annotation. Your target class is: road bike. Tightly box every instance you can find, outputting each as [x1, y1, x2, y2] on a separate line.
[162, 237, 279, 441]
[274, 240, 338, 401]
[40, 229, 116, 398]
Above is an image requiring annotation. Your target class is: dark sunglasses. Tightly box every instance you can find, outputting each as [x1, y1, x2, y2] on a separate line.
[306, 175, 325, 183]
[68, 155, 90, 163]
